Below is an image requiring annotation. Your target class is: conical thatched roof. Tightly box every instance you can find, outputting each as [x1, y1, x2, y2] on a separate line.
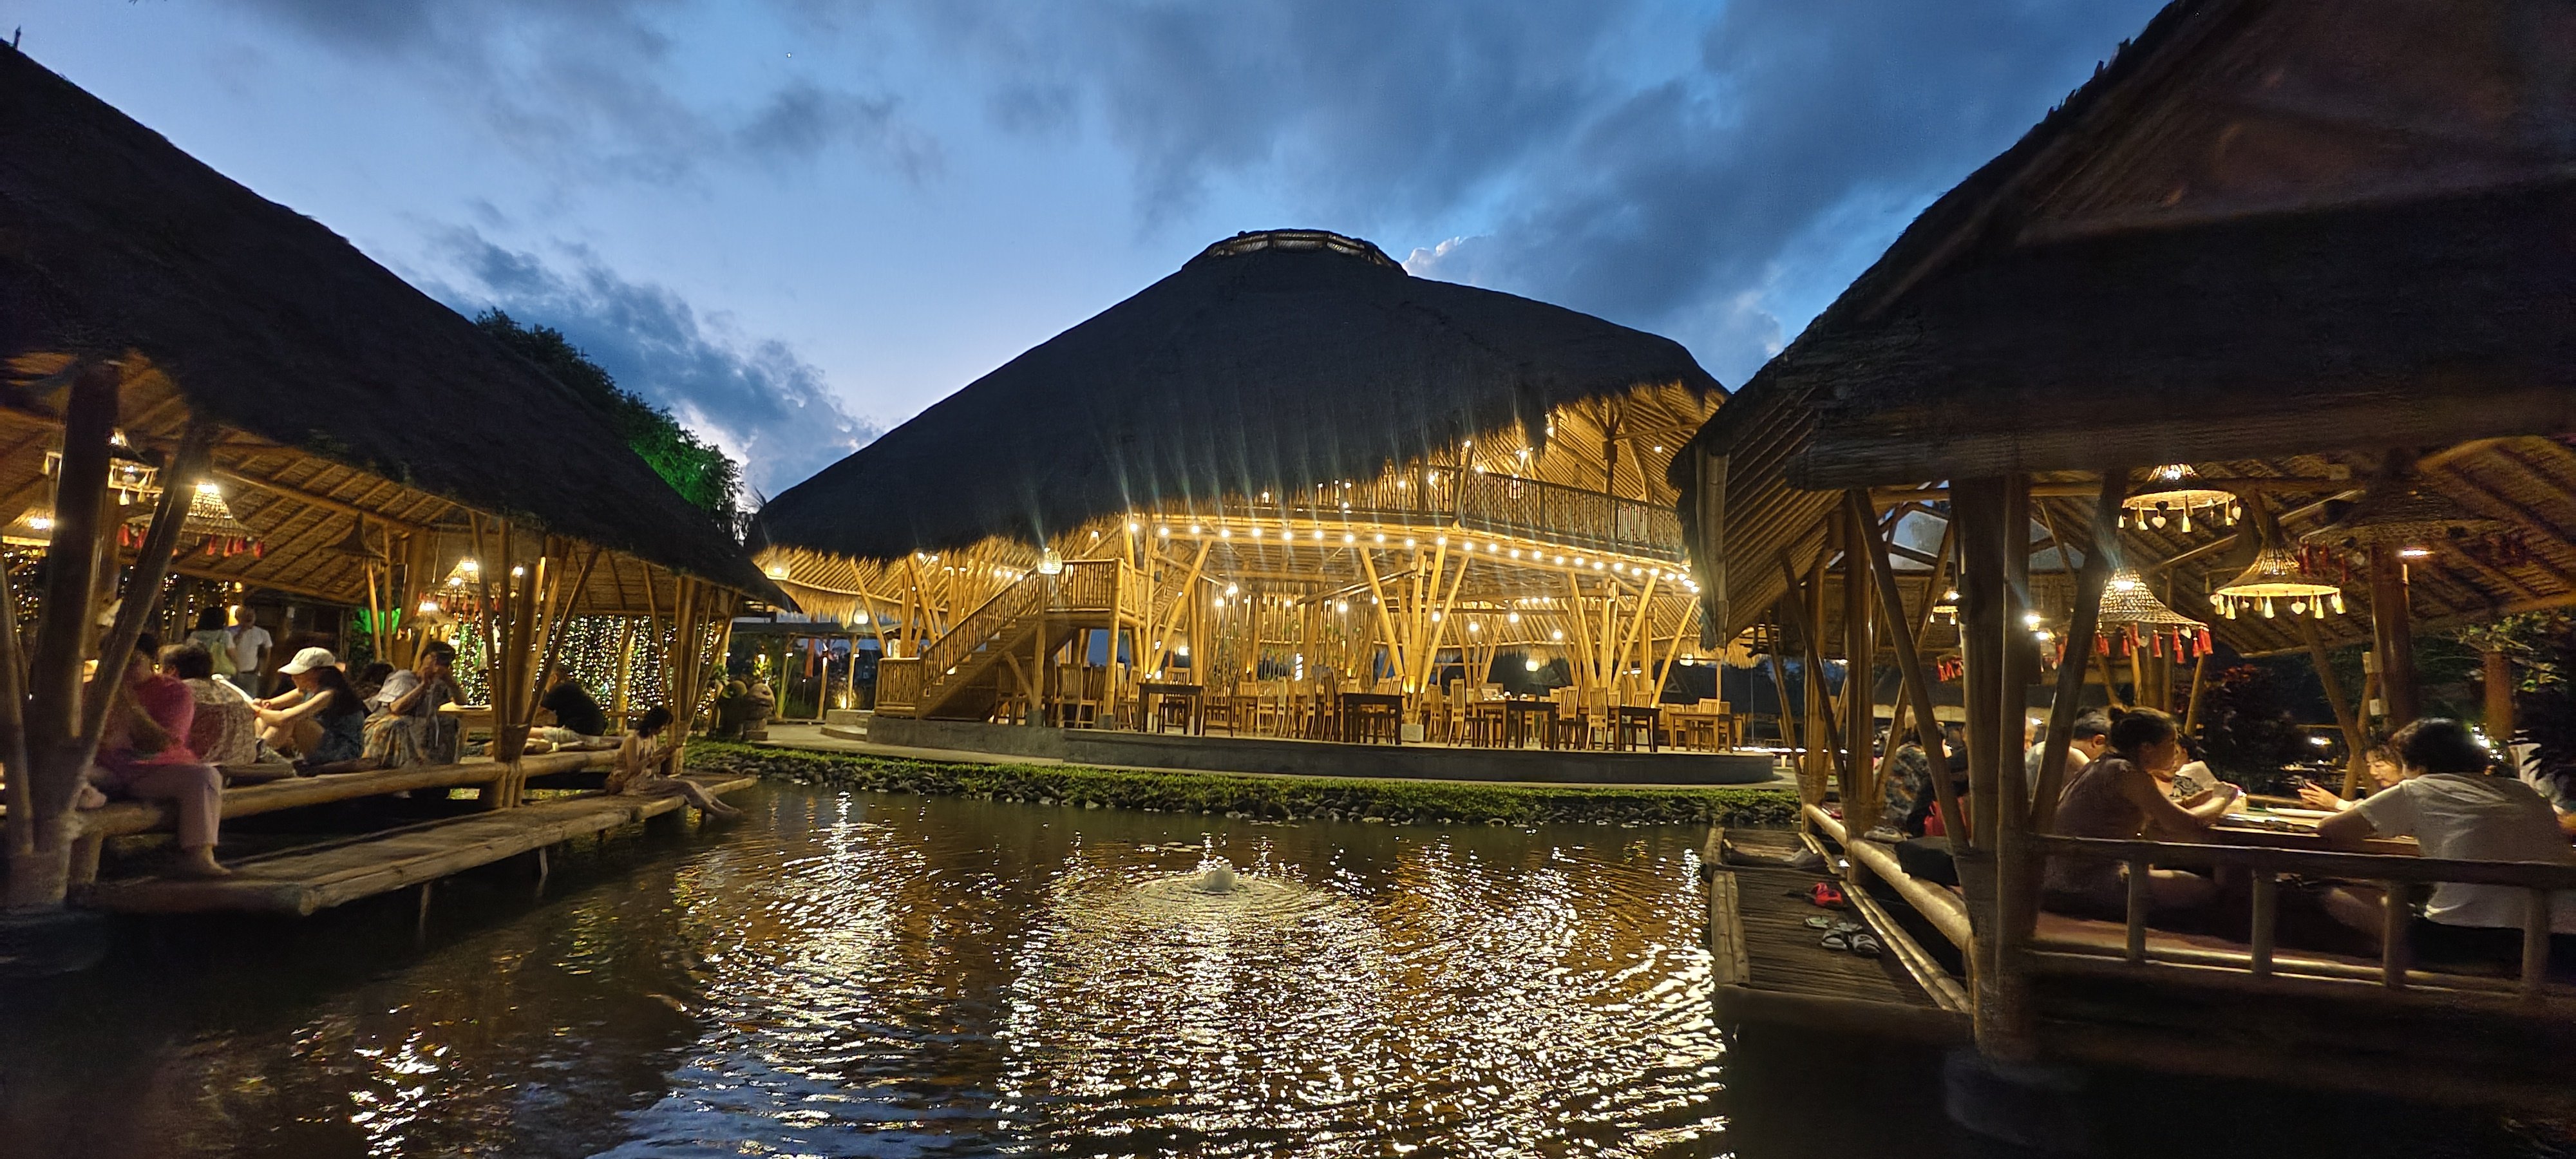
[757, 229, 1721, 561]
[0, 46, 781, 603]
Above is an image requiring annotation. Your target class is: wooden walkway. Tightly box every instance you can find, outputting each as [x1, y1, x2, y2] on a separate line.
[83, 773, 755, 916]
[1705, 829, 1969, 1043]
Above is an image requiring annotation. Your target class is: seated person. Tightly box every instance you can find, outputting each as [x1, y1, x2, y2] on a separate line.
[607, 706, 741, 817]
[158, 642, 267, 769]
[1869, 735, 1934, 842]
[524, 679, 615, 754]
[89, 636, 227, 878]
[308, 641, 460, 775]
[2315, 718, 2576, 965]
[2043, 708, 2240, 918]
[2025, 713, 2112, 782]
[253, 648, 366, 769]
[350, 661, 395, 705]
[2299, 748, 2405, 812]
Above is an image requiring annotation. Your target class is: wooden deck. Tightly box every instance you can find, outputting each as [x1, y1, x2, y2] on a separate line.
[1705, 829, 1970, 1043]
[82, 773, 756, 916]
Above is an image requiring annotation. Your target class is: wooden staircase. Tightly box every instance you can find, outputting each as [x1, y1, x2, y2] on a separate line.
[880, 559, 1137, 721]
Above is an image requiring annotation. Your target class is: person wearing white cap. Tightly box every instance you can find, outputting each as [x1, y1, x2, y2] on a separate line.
[254, 647, 367, 766]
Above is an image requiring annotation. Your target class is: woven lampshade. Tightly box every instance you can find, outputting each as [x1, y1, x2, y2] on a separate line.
[2121, 464, 2238, 533]
[2211, 542, 2344, 620]
[2302, 473, 2502, 552]
[2097, 569, 2202, 628]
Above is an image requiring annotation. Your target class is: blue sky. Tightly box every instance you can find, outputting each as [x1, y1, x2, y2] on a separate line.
[10, 0, 2164, 496]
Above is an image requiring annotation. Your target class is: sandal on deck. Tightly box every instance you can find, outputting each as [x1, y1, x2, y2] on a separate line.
[1804, 915, 1834, 930]
[1807, 881, 1847, 909]
[1820, 929, 1852, 952]
[1846, 931, 1883, 959]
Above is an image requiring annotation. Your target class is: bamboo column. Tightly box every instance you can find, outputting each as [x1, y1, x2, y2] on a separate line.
[1949, 476, 2013, 1051]
[2369, 544, 2420, 727]
[1842, 507, 1877, 819]
[2485, 648, 2515, 742]
[2031, 474, 2125, 831]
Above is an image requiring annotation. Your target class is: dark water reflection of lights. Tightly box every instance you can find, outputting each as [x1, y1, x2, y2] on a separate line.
[0, 787, 1730, 1158]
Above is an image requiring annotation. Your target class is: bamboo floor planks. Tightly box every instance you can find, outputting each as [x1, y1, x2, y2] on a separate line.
[83, 774, 755, 916]
[1707, 829, 1969, 1042]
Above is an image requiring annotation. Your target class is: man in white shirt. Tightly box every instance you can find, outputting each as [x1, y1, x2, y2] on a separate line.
[224, 605, 272, 698]
[2318, 718, 2576, 961]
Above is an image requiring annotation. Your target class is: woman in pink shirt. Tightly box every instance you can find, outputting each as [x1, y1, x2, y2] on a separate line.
[92, 637, 228, 878]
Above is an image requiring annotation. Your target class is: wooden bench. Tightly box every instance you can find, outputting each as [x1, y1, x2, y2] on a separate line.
[61, 749, 620, 886]
[84, 772, 755, 916]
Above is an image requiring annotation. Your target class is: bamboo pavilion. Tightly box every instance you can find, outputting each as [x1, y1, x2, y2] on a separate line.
[1675, 0, 2576, 1108]
[0, 46, 777, 911]
[756, 229, 1739, 755]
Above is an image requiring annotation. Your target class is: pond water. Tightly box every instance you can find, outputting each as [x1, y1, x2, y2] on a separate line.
[0, 784, 2555, 1158]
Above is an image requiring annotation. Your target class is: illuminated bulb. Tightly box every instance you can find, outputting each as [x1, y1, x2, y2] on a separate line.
[1225, 583, 1238, 596]
[1128, 522, 1141, 532]
[1508, 611, 1522, 623]
[1551, 629, 1566, 641]
[1437, 536, 1448, 547]
[26, 516, 48, 530]
[1526, 657, 1542, 672]
[1219, 527, 1232, 538]
[416, 599, 437, 614]
[1343, 532, 1356, 543]
[195, 481, 221, 495]
[1313, 530, 1325, 542]
[1405, 538, 1416, 547]
[1431, 612, 1443, 623]
[1189, 523, 1201, 534]
[1594, 561, 1606, 571]
[1510, 549, 1522, 559]
[1652, 445, 1664, 453]
[1251, 527, 1263, 538]
[1555, 555, 1566, 565]
[1374, 532, 1385, 543]
[1158, 526, 1170, 537]
[2398, 547, 2432, 558]
[2022, 612, 2042, 629]
[510, 566, 525, 578]
[1468, 621, 1481, 634]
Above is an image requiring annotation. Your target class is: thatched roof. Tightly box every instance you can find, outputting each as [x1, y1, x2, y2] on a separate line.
[0, 46, 782, 606]
[1676, 0, 2576, 648]
[757, 229, 1721, 561]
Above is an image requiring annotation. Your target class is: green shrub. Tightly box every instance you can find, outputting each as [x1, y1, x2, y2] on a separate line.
[684, 741, 1795, 828]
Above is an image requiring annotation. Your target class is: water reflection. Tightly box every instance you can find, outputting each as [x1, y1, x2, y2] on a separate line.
[0, 788, 1729, 1157]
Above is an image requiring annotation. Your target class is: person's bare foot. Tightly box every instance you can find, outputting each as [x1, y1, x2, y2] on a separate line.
[171, 847, 231, 879]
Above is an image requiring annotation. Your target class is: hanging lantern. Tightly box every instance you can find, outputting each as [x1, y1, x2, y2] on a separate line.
[2097, 568, 2215, 659]
[2121, 464, 2239, 533]
[124, 481, 261, 558]
[2210, 532, 2344, 621]
[1, 509, 54, 547]
[2301, 453, 2505, 559]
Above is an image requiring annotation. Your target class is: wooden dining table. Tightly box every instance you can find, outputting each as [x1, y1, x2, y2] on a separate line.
[1134, 681, 1204, 735]
[1338, 692, 1405, 745]
[2210, 806, 2421, 856]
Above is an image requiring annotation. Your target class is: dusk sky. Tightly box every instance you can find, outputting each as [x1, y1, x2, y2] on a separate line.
[12, 0, 2164, 496]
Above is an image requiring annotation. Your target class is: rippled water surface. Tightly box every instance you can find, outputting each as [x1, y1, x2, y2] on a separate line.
[1, 787, 1745, 1158]
[1, 784, 2550, 1158]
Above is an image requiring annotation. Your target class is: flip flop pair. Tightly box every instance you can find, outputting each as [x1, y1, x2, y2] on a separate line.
[1806, 881, 1847, 909]
[1818, 921, 1883, 959]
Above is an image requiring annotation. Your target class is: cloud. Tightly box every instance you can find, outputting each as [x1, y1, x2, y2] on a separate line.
[428, 227, 880, 496]
[219, 0, 938, 182]
[912, 0, 2165, 382]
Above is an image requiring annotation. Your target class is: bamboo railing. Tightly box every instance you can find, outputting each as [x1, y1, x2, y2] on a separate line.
[1185, 471, 1683, 561]
[2030, 833, 2576, 1003]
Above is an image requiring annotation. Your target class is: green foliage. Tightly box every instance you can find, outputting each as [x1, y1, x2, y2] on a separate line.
[684, 742, 1799, 828]
[2503, 617, 2576, 791]
[2457, 611, 2576, 692]
[2198, 664, 2315, 794]
[475, 310, 744, 530]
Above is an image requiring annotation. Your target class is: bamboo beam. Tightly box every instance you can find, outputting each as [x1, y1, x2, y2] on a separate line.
[2031, 473, 2125, 832]
[1848, 490, 1961, 852]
